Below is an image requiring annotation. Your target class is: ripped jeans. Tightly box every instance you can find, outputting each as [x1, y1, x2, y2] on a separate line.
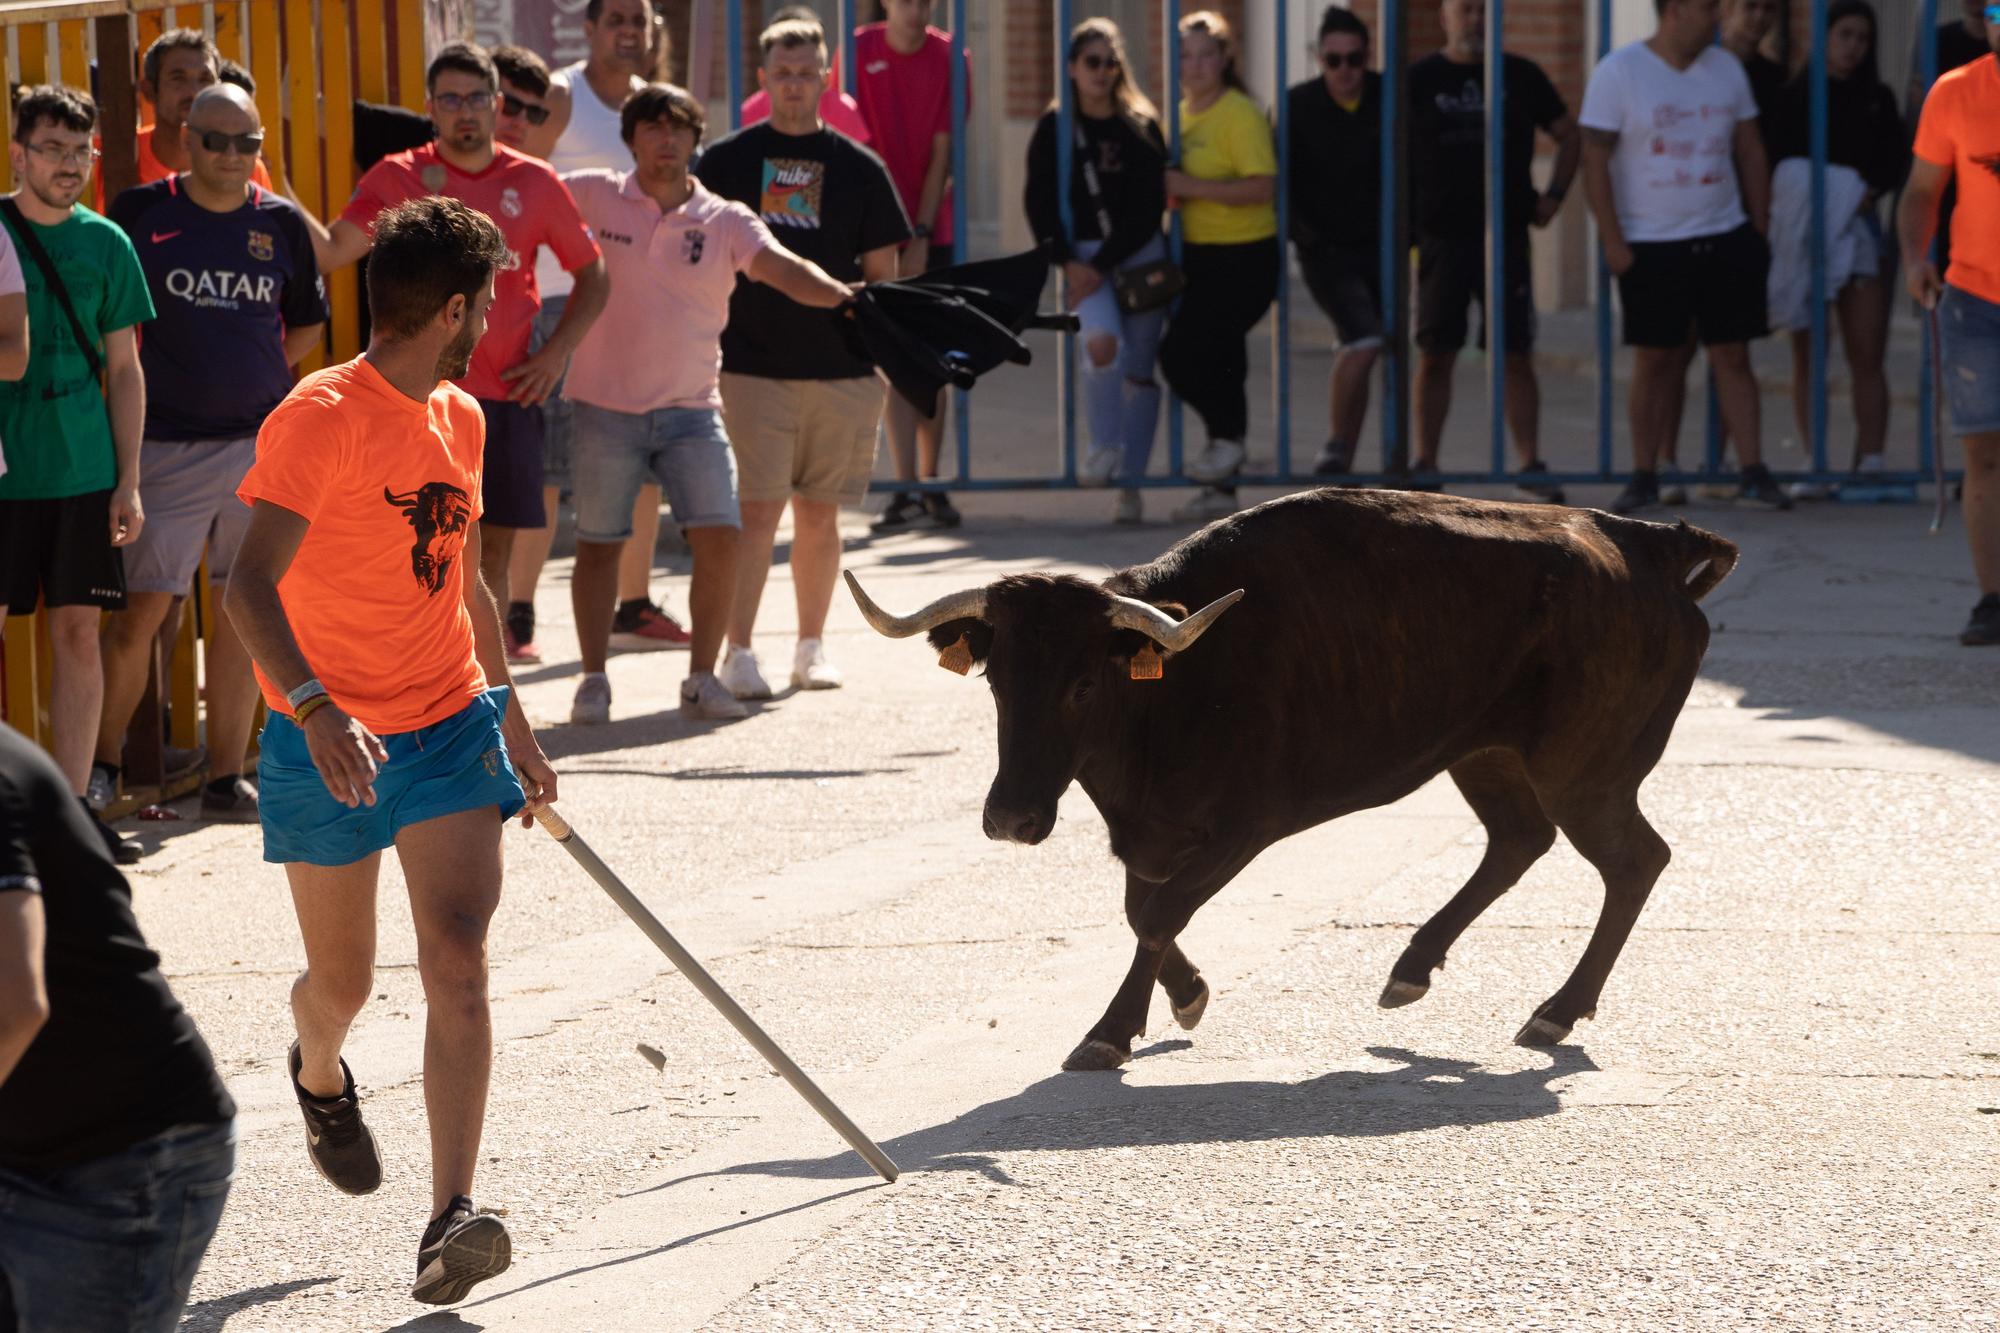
[1072, 234, 1169, 483]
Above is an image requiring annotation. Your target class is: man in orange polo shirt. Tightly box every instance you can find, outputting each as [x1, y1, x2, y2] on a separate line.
[224, 197, 556, 1306]
[1901, 9, 2000, 646]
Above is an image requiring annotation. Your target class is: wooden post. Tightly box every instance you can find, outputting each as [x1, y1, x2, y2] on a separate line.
[96, 14, 141, 200]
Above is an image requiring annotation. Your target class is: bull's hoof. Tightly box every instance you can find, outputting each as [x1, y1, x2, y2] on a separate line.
[1172, 978, 1211, 1030]
[1514, 1014, 1574, 1047]
[1377, 977, 1429, 1009]
[1062, 1038, 1132, 1071]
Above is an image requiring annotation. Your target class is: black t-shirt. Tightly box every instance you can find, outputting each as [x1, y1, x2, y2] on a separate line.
[1286, 72, 1382, 253]
[0, 725, 234, 1171]
[698, 123, 911, 380]
[1740, 52, 1786, 154]
[1408, 52, 1567, 238]
[1023, 107, 1168, 269]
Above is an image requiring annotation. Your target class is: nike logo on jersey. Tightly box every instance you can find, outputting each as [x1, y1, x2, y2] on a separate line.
[151, 229, 182, 243]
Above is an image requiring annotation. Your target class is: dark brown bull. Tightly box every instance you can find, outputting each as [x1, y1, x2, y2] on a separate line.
[847, 489, 1738, 1071]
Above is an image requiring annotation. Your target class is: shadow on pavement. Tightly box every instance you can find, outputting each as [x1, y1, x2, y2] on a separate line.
[179, 1276, 335, 1331]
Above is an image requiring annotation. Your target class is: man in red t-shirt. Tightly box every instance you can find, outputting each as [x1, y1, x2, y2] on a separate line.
[299, 42, 609, 613]
[852, 0, 970, 532]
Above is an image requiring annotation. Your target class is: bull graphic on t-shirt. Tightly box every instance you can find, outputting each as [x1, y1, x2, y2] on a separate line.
[384, 482, 473, 596]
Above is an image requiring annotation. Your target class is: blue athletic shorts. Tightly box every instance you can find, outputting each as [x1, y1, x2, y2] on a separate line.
[1941, 284, 2000, 437]
[256, 686, 526, 867]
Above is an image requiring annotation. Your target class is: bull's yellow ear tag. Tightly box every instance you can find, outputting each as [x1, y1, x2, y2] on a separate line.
[1130, 642, 1164, 681]
[938, 633, 974, 676]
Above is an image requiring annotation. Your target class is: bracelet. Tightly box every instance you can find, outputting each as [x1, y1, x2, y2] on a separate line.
[292, 693, 334, 726]
[286, 678, 329, 710]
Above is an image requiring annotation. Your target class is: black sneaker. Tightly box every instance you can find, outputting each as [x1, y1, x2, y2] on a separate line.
[289, 1042, 382, 1195]
[505, 601, 535, 647]
[82, 799, 141, 866]
[201, 775, 261, 824]
[1736, 463, 1793, 511]
[871, 492, 924, 531]
[413, 1195, 512, 1305]
[1961, 594, 2000, 647]
[1310, 438, 1353, 477]
[921, 491, 963, 529]
[1512, 460, 1567, 505]
[1609, 470, 1660, 515]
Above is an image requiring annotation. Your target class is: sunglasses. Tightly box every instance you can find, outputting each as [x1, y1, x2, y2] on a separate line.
[194, 129, 264, 155]
[500, 92, 551, 125]
[1322, 50, 1368, 70]
[1078, 53, 1120, 72]
[432, 90, 494, 114]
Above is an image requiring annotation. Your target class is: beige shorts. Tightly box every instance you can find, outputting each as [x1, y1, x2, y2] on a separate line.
[720, 372, 884, 506]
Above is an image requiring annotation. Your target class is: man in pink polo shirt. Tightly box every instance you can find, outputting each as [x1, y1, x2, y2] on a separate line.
[561, 83, 856, 724]
[301, 42, 610, 620]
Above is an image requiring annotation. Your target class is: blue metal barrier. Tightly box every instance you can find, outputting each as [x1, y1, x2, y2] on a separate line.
[1485, 0, 1508, 478]
[1055, 0, 1077, 478]
[1918, 0, 1939, 477]
[1593, 0, 1612, 477]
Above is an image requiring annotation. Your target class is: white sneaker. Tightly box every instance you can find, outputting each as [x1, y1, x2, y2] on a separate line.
[1171, 488, 1239, 522]
[1078, 447, 1121, 488]
[85, 765, 115, 811]
[1184, 439, 1245, 483]
[1112, 489, 1143, 525]
[570, 673, 611, 725]
[718, 644, 773, 700]
[791, 638, 843, 690]
[681, 673, 749, 720]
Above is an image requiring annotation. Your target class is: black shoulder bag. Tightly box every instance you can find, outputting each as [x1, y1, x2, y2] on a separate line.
[0, 197, 103, 380]
[1072, 122, 1184, 316]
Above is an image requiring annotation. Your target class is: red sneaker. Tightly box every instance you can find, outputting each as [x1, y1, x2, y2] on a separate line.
[610, 600, 692, 651]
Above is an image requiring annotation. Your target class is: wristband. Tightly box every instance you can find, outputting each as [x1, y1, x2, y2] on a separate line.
[292, 693, 334, 726]
[286, 678, 329, 711]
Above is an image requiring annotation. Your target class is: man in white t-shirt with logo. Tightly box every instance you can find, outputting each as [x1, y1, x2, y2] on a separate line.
[1580, 0, 1789, 515]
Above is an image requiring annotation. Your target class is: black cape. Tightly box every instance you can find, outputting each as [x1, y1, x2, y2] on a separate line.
[843, 247, 1078, 417]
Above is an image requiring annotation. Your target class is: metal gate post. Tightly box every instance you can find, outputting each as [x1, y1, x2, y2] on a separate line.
[1807, 0, 1829, 473]
[1484, 0, 1507, 480]
[726, 0, 743, 131]
[1917, 0, 1939, 479]
[1164, 0, 1185, 478]
[950, 0, 971, 483]
[1274, 0, 1293, 479]
[1594, 0, 1613, 478]
[1379, 0, 1407, 472]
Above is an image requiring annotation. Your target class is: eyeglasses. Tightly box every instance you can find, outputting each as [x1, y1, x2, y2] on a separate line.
[499, 92, 551, 125]
[1078, 53, 1120, 72]
[23, 142, 99, 168]
[432, 90, 494, 114]
[193, 129, 264, 155]
[1322, 50, 1368, 70]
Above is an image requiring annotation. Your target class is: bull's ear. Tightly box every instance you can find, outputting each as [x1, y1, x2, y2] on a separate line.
[1107, 627, 1167, 681]
[925, 618, 992, 674]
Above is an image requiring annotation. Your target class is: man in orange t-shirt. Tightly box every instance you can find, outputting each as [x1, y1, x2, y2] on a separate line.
[92, 28, 271, 211]
[1901, 17, 2000, 646]
[223, 197, 556, 1306]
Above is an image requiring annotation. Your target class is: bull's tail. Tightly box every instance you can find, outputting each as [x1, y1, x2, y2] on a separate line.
[1675, 520, 1739, 602]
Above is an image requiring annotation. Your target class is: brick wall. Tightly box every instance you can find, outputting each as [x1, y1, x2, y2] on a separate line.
[1345, 1, 1579, 107]
[1007, 0, 1054, 117]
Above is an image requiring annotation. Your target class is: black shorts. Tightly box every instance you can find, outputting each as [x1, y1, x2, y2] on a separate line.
[1416, 230, 1535, 355]
[1299, 244, 1384, 346]
[0, 491, 127, 613]
[1618, 223, 1770, 349]
[476, 398, 547, 529]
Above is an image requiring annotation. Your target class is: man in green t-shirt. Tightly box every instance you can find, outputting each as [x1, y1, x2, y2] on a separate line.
[0, 85, 154, 854]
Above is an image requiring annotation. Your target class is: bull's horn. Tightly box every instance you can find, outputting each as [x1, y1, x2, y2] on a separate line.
[1106, 589, 1245, 653]
[844, 570, 988, 638]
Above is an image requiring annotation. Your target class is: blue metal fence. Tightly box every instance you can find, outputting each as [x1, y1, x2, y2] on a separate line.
[709, 0, 1956, 496]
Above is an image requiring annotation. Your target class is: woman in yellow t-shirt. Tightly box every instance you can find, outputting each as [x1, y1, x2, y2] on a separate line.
[1158, 10, 1278, 519]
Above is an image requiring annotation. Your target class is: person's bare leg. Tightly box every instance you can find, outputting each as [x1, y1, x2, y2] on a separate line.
[1503, 353, 1541, 467]
[789, 497, 843, 642]
[287, 855, 381, 1099]
[729, 497, 787, 649]
[94, 590, 175, 770]
[1414, 349, 1456, 469]
[47, 605, 105, 794]
[1788, 330, 1812, 452]
[618, 485, 661, 605]
[916, 392, 945, 479]
[398, 805, 503, 1214]
[570, 539, 622, 675]
[1964, 435, 2000, 595]
[1707, 342, 1762, 467]
[477, 523, 516, 616]
[205, 591, 262, 777]
[682, 525, 740, 677]
[884, 393, 919, 484]
[1656, 336, 1697, 469]
[1839, 277, 1890, 463]
[504, 486, 561, 613]
[1628, 346, 1692, 473]
[1331, 344, 1379, 447]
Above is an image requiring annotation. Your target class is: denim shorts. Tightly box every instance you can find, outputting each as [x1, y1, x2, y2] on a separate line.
[568, 401, 741, 539]
[1941, 284, 2000, 437]
[257, 686, 526, 866]
[531, 294, 574, 491]
[0, 1119, 235, 1333]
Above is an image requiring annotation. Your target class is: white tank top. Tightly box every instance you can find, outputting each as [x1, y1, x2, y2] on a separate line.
[540, 59, 633, 299]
